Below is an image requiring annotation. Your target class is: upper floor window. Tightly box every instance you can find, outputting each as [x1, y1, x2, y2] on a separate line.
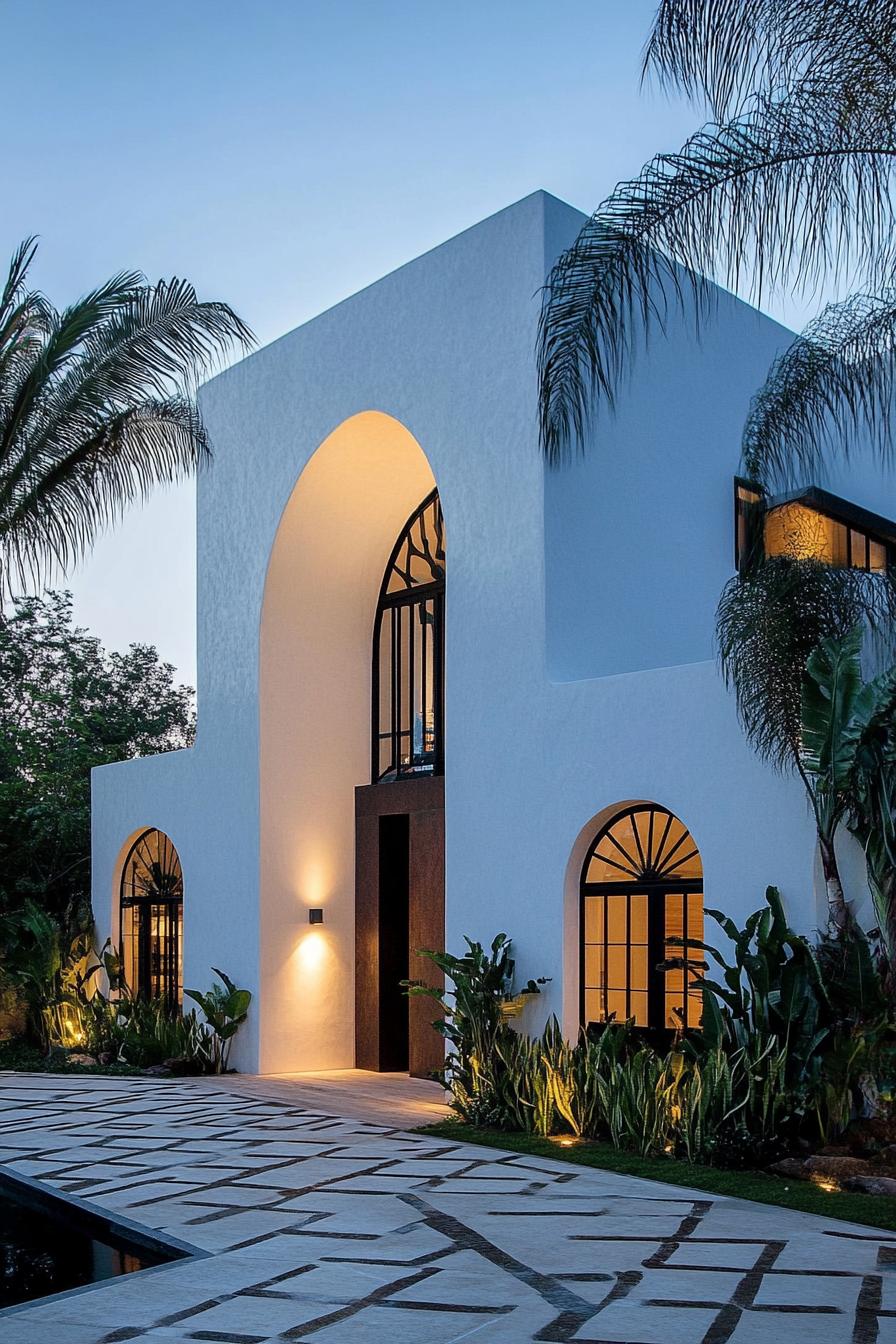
[372, 489, 445, 782]
[735, 479, 896, 574]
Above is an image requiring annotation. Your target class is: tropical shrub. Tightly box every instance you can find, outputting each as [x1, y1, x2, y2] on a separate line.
[0, 901, 114, 1051]
[683, 887, 827, 1089]
[186, 969, 252, 1073]
[403, 934, 548, 1127]
[812, 925, 896, 1139]
[118, 1001, 213, 1072]
[428, 892, 895, 1165]
[0, 906, 250, 1076]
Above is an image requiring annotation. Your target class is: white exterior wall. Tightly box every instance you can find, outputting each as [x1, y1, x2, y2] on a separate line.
[92, 190, 893, 1070]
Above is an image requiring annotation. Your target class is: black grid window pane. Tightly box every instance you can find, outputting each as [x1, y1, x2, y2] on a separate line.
[581, 806, 703, 1034]
[119, 829, 183, 1008]
[372, 490, 445, 782]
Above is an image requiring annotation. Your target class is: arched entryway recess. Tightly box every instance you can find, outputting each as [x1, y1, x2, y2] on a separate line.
[259, 412, 443, 1074]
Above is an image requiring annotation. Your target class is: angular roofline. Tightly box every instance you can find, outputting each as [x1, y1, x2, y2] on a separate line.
[772, 483, 896, 545]
[738, 474, 896, 545]
[203, 190, 584, 391]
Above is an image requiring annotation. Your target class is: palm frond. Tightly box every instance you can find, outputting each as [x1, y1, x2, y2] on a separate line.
[742, 289, 896, 488]
[81, 278, 255, 398]
[0, 272, 143, 476]
[0, 239, 254, 598]
[716, 556, 896, 769]
[645, 0, 896, 119]
[27, 279, 252, 465]
[1, 399, 207, 593]
[0, 238, 41, 330]
[538, 84, 896, 462]
[0, 240, 52, 407]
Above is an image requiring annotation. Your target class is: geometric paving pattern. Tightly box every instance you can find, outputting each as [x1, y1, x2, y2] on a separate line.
[1, 1074, 895, 1343]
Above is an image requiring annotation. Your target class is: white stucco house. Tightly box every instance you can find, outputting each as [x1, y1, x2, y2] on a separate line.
[91, 191, 896, 1075]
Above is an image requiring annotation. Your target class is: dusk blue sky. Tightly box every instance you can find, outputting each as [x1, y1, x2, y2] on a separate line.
[1, 1, 799, 684]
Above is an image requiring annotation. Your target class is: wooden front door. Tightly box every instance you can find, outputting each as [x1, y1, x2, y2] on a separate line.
[355, 776, 445, 1077]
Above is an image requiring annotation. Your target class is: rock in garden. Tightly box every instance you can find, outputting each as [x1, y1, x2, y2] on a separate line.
[804, 1155, 873, 1179]
[844, 1175, 896, 1196]
[767, 1158, 808, 1180]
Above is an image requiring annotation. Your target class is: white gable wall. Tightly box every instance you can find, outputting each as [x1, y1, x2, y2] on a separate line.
[92, 191, 892, 1069]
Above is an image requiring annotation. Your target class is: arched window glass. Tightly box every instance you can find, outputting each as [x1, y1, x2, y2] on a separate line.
[581, 805, 703, 1032]
[372, 489, 445, 781]
[119, 829, 183, 1005]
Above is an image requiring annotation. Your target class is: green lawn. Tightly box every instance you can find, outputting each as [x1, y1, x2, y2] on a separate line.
[418, 1120, 896, 1233]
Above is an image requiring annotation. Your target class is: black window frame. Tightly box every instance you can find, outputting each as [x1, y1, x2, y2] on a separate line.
[371, 489, 445, 783]
[119, 828, 184, 1006]
[580, 804, 704, 1035]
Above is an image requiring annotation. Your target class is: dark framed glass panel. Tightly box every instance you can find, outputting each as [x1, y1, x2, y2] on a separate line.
[581, 805, 704, 1033]
[372, 490, 445, 782]
[734, 478, 895, 574]
[119, 829, 183, 1006]
[734, 480, 764, 570]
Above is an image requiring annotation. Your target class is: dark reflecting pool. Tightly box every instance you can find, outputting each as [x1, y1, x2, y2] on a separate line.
[0, 1172, 180, 1309]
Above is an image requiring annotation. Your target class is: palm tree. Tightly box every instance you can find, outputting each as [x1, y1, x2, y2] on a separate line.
[538, 1, 896, 935]
[801, 626, 896, 974]
[538, 0, 896, 482]
[0, 239, 252, 597]
[717, 555, 896, 923]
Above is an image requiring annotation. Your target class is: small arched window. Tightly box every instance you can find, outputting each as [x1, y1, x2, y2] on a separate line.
[580, 805, 703, 1032]
[119, 829, 183, 1005]
[372, 489, 445, 781]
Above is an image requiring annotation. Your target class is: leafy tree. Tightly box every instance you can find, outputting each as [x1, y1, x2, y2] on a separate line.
[538, 0, 896, 482]
[0, 591, 194, 931]
[0, 239, 251, 597]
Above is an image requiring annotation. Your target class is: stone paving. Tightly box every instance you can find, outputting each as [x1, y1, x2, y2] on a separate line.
[1, 1073, 895, 1342]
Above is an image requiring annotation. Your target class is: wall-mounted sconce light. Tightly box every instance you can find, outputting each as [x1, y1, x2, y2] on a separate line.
[308, 908, 324, 925]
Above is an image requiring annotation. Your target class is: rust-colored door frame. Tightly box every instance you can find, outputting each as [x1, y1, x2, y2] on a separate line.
[355, 776, 445, 1077]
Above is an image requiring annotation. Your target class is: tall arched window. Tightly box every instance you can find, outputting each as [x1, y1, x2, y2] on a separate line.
[580, 805, 703, 1032]
[372, 489, 445, 782]
[119, 829, 183, 1005]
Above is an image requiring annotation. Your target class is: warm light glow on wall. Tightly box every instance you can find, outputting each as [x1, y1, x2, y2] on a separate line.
[297, 929, 328, 972]
[295, 856, 334, 909]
